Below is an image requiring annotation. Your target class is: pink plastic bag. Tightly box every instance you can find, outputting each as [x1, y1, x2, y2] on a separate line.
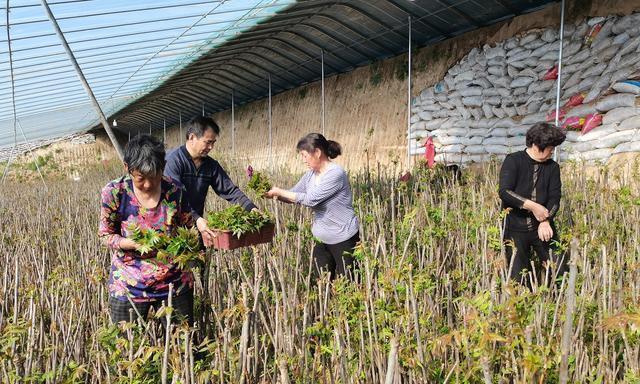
[562, 116, 586, 131]
[424, 136, 436, 169]
[546, 108, 566, 122]
[584, 23, 602, 46]
[543, 65, 558, 80]
[582, 113, 602, 134]
[563, 93, 585, 108]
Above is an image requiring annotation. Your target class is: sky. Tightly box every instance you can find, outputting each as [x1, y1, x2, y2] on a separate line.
[0, 0, 295, 148]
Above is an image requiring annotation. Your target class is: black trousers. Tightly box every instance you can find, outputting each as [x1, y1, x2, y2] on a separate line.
[313, 232, 360, 280]
[504, 228, 567, 287]
[109, 288, 194, 326]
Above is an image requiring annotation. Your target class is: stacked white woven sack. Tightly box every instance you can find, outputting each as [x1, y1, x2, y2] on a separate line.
[410, 12, 640, 164]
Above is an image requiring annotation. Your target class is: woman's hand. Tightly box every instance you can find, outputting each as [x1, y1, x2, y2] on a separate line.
[196, 217, 218, 248]
[265, 187, 297, 203]
[524, 200, 549, 222]
[537, 221, 553, 242]
[119, 238, 141, 251]
[264, 187, 281, 199]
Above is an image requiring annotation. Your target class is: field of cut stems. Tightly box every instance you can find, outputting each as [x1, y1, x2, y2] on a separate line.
[1, 157, 640, 383]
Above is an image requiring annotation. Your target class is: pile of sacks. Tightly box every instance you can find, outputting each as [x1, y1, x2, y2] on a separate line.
[410, 12, 640, 163]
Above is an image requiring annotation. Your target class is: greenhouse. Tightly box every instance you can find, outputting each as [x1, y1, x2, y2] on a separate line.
[2, 0, 640, 382]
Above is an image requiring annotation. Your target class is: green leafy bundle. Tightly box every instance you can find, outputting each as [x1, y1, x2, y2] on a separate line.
[207, 205, 273, 238]
[127, 224, 202, 269]
[247, 171, 272, 196]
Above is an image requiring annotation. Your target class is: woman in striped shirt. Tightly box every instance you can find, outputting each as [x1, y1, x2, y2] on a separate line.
[266, 133, 360, 280]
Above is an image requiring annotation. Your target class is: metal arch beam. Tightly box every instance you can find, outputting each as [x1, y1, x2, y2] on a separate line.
[177, 69, 255, 100]
[295, 21, 371, 63]
[385, 0, 453, 39]
[311, 13, 389, 54]
[230, 22, 364, 69]
[255, 35, 340, 72]
[200, 67, 270, 98]
[160, 56, 293, 92]
[335, 2, 408, 43]
[157, 88, 227, 113]
[180, 81, 233, 103]
[214, 29, 345, 72]
[122, 100, 204, 129]
[122, 94, 208, 124]
[186, 49, 307, 83]
[125, 83, 229, 119]
[431, 0, 481, 27]
[195, 41, 319, 78]
[276, 30, 355, 68]
[492, 0, 521, 16]
[120, 87, 216, 120]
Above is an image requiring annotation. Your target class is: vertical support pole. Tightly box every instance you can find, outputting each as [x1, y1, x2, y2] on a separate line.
[202, 103, 205, 117]
[268, 74, 272, 170]
[321, 49, 325, 136]
[554, 0, 565, 162]
[179, 111, 183, 145]
[407, 16, 412, 170]
[40, 0, 124, 160]
[231, 91, 236, 156]
[149, 123, 152, 135]
[128, 131, 131, 142]
[163, 119, 166, 143]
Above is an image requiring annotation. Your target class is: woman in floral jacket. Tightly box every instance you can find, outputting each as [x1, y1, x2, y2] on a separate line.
[99, 134, 196, 325]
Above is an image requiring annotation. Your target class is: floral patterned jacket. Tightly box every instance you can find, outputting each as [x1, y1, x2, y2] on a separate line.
[99, 175, 195, 302]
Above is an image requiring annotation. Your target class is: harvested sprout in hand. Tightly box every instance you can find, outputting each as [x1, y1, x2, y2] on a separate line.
[247, 170, 272, 196]
[127, 224, 203, 269]
[207, 205, 273, 238]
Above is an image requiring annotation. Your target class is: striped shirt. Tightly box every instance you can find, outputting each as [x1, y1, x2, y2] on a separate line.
[290, 162, 359, 244]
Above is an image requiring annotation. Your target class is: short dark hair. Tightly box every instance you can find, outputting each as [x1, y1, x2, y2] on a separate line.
[296, 133, 342, 159]
[526, 122, 566, 150]
[185, 116, 220, 140]
[124, 134, 165, 176]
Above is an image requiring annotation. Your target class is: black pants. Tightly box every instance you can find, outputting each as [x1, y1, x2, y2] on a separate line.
[109, 289, 194, 326]
[313, 232, 359, 280]
[504, 229, 567, 287]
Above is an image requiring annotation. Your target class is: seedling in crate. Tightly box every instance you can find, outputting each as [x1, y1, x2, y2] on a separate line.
[206, 205, 275, 249]
[206, 205, 273, 238]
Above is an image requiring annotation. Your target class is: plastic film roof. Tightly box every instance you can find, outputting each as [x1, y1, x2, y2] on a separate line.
[0, 0, 296, 147]
[1, 0, 556, 146]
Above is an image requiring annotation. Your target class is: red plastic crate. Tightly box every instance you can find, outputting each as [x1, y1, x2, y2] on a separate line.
[211, 223, 275, 250]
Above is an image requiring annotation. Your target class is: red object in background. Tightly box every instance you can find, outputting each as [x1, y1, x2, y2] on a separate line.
[562, 116, 586, 130]
[582, 113, 602, 134]
[424, 136, 436, 169]
[546, 108, 566, 123]
[543, 65, 558, 80]
[585, 23, 603, 46]
[399, 171, 411, 183]
[563, 93, 585, 108]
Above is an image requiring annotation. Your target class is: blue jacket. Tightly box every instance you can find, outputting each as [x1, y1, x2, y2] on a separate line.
[164, 145, 256, 219]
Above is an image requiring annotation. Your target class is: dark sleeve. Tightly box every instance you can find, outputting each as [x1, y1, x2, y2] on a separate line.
[499, 154, 527, 209]
[545, 164, 561, 219]
[164, 152, 182, 185]
[210, 162, 257, 211]
[164, 153, 202, 220]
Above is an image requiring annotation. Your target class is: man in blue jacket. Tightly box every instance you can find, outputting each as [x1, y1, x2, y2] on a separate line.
[164, 116, 257, 247]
